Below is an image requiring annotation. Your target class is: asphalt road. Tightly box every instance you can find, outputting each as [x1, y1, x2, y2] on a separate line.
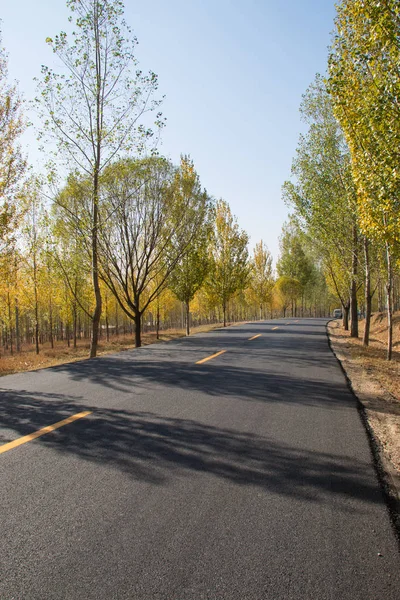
[0, 318, 399, 599]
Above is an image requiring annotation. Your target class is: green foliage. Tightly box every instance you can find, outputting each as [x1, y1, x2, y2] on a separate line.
[0, 34, 26, 254]
[36, 0, 164, 175]
[169, 156, 213, 308]
[328, 0, 400, 252]
[282, 74, 360, 307]
[206, 199, 249, 323]
[249, 240, 274, 315]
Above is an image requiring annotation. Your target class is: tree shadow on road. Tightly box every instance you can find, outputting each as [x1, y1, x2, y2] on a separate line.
[0, 388, 382, 512]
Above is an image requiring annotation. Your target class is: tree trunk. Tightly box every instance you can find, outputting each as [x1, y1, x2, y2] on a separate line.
[156, 303, 160, 340]
[350, 224, 358, 338]
[363, 237, 372, 347]
[223, 301, 227, 327]
[49, 297, 54, 349]
[343, 301, 350, 331]
[73, 302, 77, 349]
[89, 155, 102, 357]
[7, 292, 13, 356]
[186, 300, 190, 336]
[386, 243, 393, 361]
[134, 311, 142, 348]
[105, 299, 110, 342]
[15, 298, 20, 352]
[34, 293, 39, 355]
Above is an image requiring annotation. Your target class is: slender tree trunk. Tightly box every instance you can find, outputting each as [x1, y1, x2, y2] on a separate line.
[34, 286, 39, 356]
[363, 237, 372, 347]
[66, 322, 70, 348]
[350, 224, 358, 338]
[223, 301, 227, 327]
[134, 311, 142, 348]
[386, 243, 393, 361]
[7, 292, 13, 356]
[15, 298, 20, 353]
[73, 302, 77, 349]
[49, 296, 54, 349]
[186, 300, 190, 336]
[156, 302, 160, 340]
[105, 295, 110, 342]
[90, 185, 102, 358]
[343, 301, 350, 331]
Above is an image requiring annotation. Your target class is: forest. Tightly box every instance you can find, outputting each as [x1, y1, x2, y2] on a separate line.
[0, 0, 399, 368]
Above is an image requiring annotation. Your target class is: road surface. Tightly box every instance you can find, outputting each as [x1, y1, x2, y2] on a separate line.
[0, 318, 399, 599]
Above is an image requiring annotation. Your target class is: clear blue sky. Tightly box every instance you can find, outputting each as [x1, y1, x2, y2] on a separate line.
[1, 0, 336, 264]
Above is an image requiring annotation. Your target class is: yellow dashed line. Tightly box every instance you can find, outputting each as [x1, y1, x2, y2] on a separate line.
[0, 411, 92, 455]
[196, 350, 226, 365]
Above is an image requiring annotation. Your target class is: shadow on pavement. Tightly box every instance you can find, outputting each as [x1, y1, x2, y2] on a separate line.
[0, 388, 382, 511]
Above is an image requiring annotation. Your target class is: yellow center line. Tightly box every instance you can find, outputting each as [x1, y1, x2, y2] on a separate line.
[248, 334, 262, 341]
[0, 411, 92, 455]
[272, 326, 279, 330]
[196, 350, 226, 365]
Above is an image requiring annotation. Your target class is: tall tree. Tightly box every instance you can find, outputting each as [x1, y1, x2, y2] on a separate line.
[37, 0, 163, 357]
[0, 35, 26, 255]
[282, 75, 360, 333]
[249, 241, 274, 319]
[169, 156, 212, 335]
[329, 0, 400, 359]
[206, 200, 249, 327]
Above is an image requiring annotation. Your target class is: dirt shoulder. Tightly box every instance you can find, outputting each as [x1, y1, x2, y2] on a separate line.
[327, 316, 400, 513]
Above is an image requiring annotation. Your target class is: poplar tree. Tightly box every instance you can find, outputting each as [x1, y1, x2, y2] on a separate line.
[283, 75, 360, 333]
[37, 0, 163, 357]
[329, 0, 400, 358]
[0, 35, 26, 255]
[207, 200, 249, 327]
[169, 156, 212, 335]
[249, 241, 274, 319]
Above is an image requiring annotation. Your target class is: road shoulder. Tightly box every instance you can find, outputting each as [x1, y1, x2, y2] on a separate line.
[327, 320, 400, 535]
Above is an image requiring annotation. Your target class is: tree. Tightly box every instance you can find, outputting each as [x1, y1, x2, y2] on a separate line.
[282, 75, 360, 333]
[274, 276, 302, 318]
[169, 156, 212, 335]
[276, 221, 314, 317]
[206, 200, 249, 327]
[249, 241, 274, 319]
[21, 178, 46, 355]
[0, 35, 26, 255]
[37, 0, 163, 357]
[97, 156, 210, 347]
[329, 0, 400, 359]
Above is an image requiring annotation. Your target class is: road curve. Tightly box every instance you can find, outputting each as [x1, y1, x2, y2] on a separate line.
[0, 318, 399, 599]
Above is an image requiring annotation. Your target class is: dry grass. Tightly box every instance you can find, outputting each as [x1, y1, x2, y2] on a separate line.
[329, 312, 400, 402]
[0, 321, 246, 378]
